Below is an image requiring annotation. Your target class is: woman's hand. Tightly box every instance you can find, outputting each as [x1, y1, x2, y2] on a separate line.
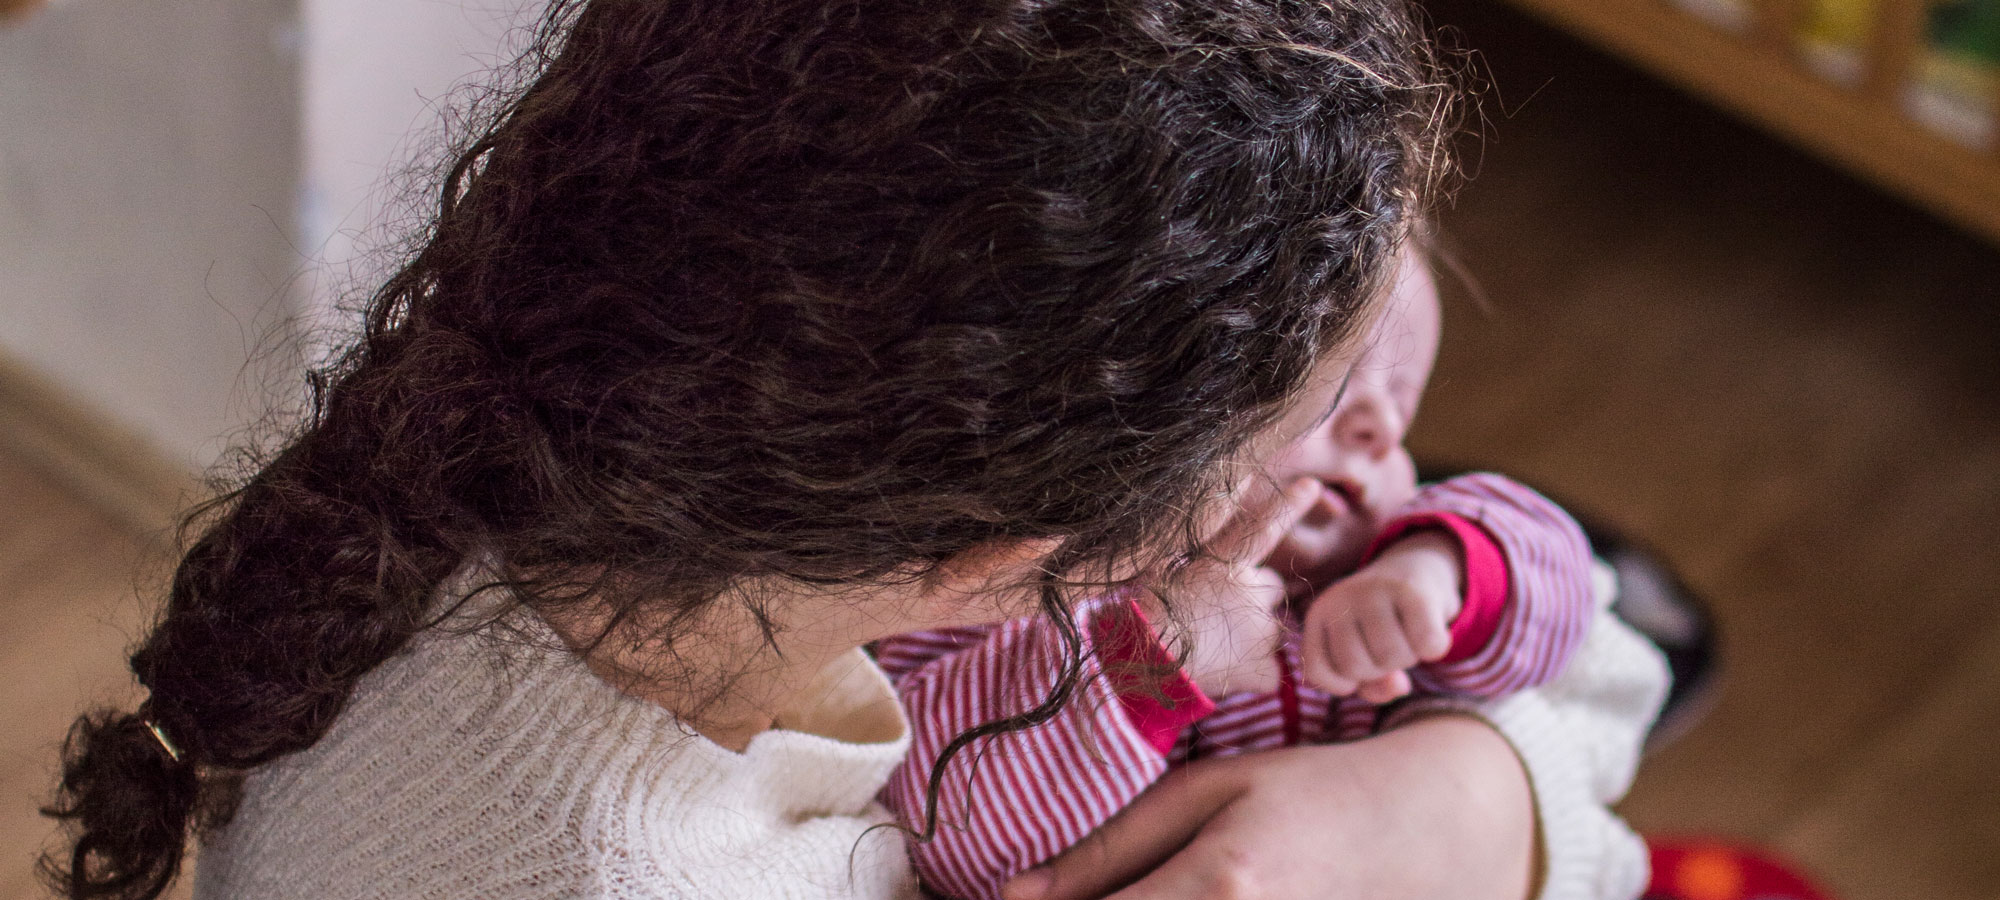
[1148, 477, 1321, 698]
[1001, 714, 1538, 900]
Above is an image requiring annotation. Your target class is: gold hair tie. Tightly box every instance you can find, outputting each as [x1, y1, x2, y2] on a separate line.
[142, 719, 185, 764]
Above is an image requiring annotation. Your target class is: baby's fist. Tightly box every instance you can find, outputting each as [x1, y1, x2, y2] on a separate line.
[1297, 530, 1463, 700]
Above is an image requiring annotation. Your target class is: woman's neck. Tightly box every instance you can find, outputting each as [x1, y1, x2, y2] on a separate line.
[543, 578, 902, 752]
[543, 540, 1062, 750]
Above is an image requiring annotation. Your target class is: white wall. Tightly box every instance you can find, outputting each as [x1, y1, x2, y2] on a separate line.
[0, 0, 539, 473]
[299, 0, 540, 343]
[0, 0, 302, 470]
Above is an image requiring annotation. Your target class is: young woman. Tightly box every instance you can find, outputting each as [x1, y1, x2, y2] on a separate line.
[45, 1, 1663, 898]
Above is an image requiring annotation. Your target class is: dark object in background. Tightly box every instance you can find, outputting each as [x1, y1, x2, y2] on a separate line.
[1580, 519, 1721, 752]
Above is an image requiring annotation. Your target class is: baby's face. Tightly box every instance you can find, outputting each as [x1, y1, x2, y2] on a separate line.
[1263, 249, 1442, 591]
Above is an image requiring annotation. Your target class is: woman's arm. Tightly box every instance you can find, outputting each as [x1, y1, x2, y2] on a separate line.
[1001, 714, 1537, 900]
[1388, 604, 1669, 900]
[1004, 606, 1669, 900]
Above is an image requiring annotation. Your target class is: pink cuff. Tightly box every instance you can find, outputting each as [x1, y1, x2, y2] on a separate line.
[1088, 596, 1216, 755]
[1362, 512, 1510, 664]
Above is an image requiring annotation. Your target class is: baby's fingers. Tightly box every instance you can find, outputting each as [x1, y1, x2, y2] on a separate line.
[1304, 611, 1383, 694]
[1354, 671, 1412, 705]
[1358, 597, 1421, 673]
[1299, 615, 1360, 696]
[1393, 586, 1454, 662]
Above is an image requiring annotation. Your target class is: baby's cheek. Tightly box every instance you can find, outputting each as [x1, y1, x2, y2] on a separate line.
[1378, 448, 1420, 512]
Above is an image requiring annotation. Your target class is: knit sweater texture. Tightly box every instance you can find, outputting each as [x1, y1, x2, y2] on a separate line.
[193, 607, 920, 900]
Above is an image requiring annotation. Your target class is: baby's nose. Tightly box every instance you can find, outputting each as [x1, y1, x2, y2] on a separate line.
[1333, 396, 1404, 459]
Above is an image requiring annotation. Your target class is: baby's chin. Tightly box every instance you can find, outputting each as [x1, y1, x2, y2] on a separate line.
[1266, 522, 1374, 598]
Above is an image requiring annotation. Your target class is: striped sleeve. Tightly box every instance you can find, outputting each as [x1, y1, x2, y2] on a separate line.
[878, 595, 1210, 900]
[1390, 473, 1595, 697]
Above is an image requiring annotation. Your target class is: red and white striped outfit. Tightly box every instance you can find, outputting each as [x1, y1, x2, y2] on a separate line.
[874, 473, 1594, 900]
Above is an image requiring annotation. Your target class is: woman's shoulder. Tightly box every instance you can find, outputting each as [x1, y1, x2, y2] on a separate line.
[192, 623, 667, 895]
[193, 620, 919, 899]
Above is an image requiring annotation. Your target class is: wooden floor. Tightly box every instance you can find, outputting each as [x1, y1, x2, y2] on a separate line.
[1417, 3, 2000, 899]
[3, 6, 1998, 899]
[0, 457, 163, 900]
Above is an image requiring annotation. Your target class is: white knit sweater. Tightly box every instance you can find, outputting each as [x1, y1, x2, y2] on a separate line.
[194, 614, 921, 900]
[194, 572, 1665, 900]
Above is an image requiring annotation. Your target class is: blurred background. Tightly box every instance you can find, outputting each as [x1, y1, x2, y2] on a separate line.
[1, 1, 1996, 899]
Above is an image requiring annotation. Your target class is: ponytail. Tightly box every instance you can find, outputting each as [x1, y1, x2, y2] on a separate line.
[41, 416, 464, 899]
[40, 709, 203, 900]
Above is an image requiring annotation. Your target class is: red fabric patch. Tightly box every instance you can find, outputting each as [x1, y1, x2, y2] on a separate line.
[1088, 597, 1216, 755]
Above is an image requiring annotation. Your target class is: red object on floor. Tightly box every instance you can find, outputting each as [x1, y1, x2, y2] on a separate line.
[1644, 837, 1834, 900]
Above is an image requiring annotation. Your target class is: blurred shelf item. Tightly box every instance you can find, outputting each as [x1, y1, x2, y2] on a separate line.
[1494, 0, 2000, 247]
[1908, 1, 2000, 148]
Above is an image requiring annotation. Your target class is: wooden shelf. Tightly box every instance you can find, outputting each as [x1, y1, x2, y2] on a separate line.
[1495, 0, 2000, 247]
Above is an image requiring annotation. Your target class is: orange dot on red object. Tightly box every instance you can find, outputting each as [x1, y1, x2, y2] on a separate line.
[1677, 848, 1747, 900]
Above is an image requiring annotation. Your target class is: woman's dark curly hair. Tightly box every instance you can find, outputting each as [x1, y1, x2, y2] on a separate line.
[44, 0, 1456, 896]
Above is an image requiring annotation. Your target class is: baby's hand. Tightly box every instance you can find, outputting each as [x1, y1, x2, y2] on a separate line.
[1297, 530, 1463, 703]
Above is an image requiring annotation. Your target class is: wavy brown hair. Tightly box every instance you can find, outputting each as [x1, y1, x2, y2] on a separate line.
[43, 0, 1457, 896]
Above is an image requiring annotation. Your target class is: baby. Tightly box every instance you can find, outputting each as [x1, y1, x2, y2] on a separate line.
[875, 249, 1595, 900]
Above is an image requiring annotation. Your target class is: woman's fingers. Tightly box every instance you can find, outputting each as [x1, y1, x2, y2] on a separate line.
[1098, 823, 1263, 900]
[1003, 765, 1244, 900]
[1208, 477, 1321, 568]
[1022, 725, 1538, 900]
